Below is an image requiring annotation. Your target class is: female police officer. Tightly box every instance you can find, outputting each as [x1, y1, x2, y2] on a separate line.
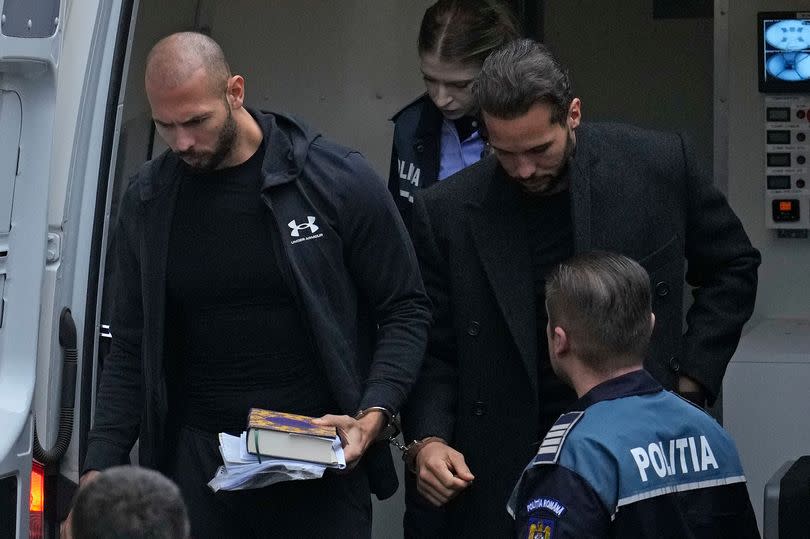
[388, 0, 519, 229]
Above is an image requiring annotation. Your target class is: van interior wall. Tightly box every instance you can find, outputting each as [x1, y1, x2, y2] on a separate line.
[543, 0, 714, 176]
[117, 0, 433, 186]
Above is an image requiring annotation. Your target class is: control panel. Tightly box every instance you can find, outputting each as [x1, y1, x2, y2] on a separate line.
[765, 96, 810, 237]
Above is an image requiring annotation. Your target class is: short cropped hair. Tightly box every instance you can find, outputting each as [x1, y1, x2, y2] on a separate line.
[71, 466, 190, 539]
[418, 0, 520, 66]
[473, 38, 573, 123]
[145, 31, 231, 96]
[545, 252, 652, 372]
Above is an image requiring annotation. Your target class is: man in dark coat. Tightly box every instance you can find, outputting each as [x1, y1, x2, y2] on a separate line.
[402, 39, 760, 538]
[70, 32, 431, 539]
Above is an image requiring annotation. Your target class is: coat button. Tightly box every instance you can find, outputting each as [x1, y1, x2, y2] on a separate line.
[415, 141, 424, 153]
[655, 281, 670, 297]
[472, 401, 486, 416]
[467, 321, 481, 336]
[669, 355, 680, 373]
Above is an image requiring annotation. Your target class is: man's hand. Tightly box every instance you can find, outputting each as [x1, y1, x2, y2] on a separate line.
[414, 441, 474, 507]
[60, 470, 101, 539]
[312, 412, 385, 469]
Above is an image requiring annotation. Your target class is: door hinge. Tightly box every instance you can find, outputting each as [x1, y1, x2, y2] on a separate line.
[46, 232, 61, 263]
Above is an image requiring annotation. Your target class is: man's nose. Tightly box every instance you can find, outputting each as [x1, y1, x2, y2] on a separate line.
[173, 127, 194, 153]
[515, 155, 536, 179]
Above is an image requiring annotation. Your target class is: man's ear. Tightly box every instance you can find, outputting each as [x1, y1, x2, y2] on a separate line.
[226, 75, 245, 109]
[551, 325, 570, 358]
[567, 98, 581, 130]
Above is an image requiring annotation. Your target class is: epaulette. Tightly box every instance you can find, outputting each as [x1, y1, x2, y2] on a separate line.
[532, 411, 584, 465]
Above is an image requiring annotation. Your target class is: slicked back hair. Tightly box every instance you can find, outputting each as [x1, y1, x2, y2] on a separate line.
[418, 0, 520, 67]
[473, 38, 573, 123]
[545, 252, 653, 372]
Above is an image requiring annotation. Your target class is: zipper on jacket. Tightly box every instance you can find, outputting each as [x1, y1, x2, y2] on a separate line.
[259, 191, 343, 413]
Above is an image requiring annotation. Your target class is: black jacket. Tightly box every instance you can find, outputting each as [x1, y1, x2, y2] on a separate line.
[405, 122, 761, 536]
[84, 110, 431, 499]
[387, 94, 443, 229]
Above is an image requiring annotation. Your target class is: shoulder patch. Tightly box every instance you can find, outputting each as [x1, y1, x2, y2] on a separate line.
[533, 412, 584, 465]
[523, 514, 559, 539]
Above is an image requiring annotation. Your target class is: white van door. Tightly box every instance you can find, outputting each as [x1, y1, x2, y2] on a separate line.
[0, 0, 131, 536]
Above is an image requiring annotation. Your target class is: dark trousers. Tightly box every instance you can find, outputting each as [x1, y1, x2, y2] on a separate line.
[169, 426, 372, 538]
[403, 473, 448, 538]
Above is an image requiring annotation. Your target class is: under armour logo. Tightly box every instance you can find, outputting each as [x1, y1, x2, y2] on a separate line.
[288, 216, 319, 237]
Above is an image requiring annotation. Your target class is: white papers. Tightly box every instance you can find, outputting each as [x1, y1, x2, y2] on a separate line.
[207, 432, 346, 492]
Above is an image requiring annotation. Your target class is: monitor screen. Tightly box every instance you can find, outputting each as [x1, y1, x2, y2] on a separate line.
[759, 12, 810, 93]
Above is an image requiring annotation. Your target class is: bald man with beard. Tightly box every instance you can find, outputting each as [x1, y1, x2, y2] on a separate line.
[69, 32, 430, 538]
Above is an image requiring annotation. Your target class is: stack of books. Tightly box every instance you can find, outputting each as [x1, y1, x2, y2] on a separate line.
[207, 409, 346, 492]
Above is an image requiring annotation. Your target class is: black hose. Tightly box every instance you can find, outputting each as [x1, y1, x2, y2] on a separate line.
[33, 308, 78, 465]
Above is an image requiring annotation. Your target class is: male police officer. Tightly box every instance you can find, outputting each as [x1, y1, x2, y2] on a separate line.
[508, 252, 759, 538]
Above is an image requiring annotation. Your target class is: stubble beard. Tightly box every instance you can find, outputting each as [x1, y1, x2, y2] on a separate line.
[520, 130, 576, 196]
[179, 105, 238, 172]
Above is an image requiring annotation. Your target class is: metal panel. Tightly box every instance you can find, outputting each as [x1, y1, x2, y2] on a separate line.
[0, 90, 21, 235]
[0, 275, 4, 328]
[723, 318, 810, 533]
[0, 0, 61, 38]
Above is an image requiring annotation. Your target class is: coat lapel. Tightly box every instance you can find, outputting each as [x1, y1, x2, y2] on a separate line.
[466, 172, 538, 393]
[570, 127, 596, 254]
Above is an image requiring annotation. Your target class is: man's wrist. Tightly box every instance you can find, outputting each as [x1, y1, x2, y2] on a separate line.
[403, 436, 446, 473]
[355, 406, 400, 442]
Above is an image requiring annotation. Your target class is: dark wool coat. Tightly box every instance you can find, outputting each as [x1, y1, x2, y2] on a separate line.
[404, 122, 760, 537]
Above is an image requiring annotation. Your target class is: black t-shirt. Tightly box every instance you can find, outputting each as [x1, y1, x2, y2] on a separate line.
[521, 187, 578, 435]
[165, 144, 335, 433]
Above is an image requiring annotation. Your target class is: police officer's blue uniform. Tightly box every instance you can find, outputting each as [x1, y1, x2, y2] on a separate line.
[508, 370, 760, 538]
[388, 94, 486, 230]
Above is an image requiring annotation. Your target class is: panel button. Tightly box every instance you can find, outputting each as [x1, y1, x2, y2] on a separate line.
[655, 281, 670, 297]
[798, 155, 806, 165]
[798, 132, 807, 142]
[467, 320, 481, 336]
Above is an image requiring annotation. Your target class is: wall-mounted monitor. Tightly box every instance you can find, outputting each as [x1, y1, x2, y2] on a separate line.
[759, 12, 810, 93]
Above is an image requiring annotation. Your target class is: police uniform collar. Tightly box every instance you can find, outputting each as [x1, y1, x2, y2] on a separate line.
[573, 369, 662, 411]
